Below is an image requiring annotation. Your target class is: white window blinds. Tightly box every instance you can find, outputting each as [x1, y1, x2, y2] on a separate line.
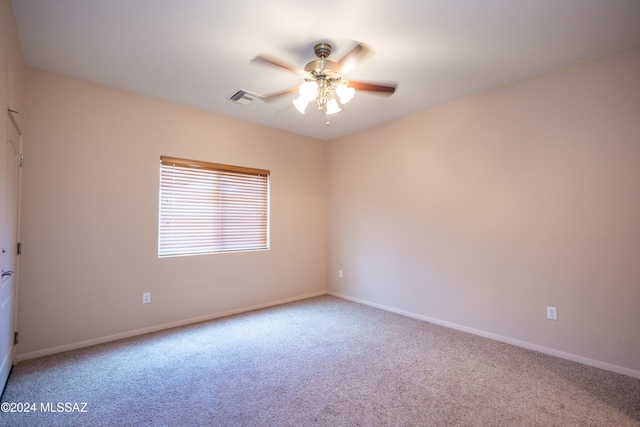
[159, 156, 270, 257]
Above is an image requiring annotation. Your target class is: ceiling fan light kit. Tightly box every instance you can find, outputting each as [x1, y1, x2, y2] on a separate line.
[293, 79, 352, 115]
[254, 41, 396, 117]
[292, 43, 352, 115]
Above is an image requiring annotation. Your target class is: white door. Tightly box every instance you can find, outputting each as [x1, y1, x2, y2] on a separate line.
[0, 112, 20, 391]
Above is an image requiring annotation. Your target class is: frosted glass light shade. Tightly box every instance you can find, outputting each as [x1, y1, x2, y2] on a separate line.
[299, 81, 319, 101]
[292, 96, 309, 114]
[325, 99, 342, 115]
[336, 85, 355, 104]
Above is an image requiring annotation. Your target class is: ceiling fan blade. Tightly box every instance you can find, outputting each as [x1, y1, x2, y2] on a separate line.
[275, 104, 294, 115]
[336, 43, 374, 74]
[349, 80, 397, 96]
[254, 54, 305, 75]
[259, 87, 299, 102]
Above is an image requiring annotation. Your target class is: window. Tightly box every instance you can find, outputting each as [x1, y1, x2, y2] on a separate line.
[158, 156, 270, 257]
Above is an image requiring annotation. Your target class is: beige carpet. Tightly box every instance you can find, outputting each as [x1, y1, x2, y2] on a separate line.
[1, 295, 638, 426]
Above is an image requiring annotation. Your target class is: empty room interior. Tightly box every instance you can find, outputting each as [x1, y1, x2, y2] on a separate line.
[1, 0, 640, 425]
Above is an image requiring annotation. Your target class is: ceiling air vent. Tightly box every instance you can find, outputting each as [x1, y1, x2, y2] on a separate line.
[228, 89, 256, 105]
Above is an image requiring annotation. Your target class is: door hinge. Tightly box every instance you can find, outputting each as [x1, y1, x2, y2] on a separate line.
[14, 332, 19, 345]
[17, 242, 21, 255]
[18, 153, 24, 167]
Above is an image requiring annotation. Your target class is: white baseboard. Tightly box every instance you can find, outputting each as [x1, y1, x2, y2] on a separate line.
[17, 290, 327, 362]
[328, 291, 640, 380]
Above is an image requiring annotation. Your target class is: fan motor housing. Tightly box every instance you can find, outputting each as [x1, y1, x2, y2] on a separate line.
[305, 59, 338, 73]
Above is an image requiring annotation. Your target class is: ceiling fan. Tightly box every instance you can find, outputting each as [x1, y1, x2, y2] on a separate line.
[254, 42, 397, 115]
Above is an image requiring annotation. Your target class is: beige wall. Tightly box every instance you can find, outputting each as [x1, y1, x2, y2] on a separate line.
[18, 68, 327, 356]
[1, 0, 25, 128]
[328, 45, 640, 375]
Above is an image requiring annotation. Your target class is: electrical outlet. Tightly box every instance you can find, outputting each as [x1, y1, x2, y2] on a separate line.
[546, 306, 557, 320]
[338, 270, 343, 278]
[143, 292, 151, 304]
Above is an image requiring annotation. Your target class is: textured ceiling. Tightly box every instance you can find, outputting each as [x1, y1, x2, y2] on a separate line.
[11, 0, 640, 140]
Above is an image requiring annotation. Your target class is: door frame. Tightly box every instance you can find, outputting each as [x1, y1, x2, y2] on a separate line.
[1, 108, 22, 392]
[8, 108, 22, 362]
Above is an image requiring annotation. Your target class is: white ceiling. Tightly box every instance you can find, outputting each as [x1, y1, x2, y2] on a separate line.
[11, 0, 640, 141]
